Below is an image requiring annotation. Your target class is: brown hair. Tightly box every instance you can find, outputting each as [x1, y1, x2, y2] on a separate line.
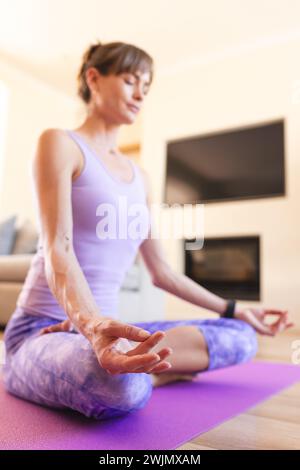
[77, 40, 154, 104]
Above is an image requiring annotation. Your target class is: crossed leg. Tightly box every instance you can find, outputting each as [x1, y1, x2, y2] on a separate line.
[131, 318, 258, 388]
[148, 325, 209, 387]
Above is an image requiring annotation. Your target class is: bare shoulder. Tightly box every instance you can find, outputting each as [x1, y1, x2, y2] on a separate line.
[37, 128, 76, 154]
[34, 128, 81, 177]
[38, 128, 71, 146]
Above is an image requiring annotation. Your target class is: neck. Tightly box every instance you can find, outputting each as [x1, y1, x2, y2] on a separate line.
[76, 114, 120, 154]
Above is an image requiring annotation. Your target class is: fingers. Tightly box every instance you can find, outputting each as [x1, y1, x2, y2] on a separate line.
[126, 330, 167, 357]
[269, 312, 292, 335]
[38, 319, 72, 335]
[124, 330, 174, 373]
[264, 309, 292, 323]
[101, 347, 162, 375]
[132, 347, 173, 374]
[264, 309, 288, 316]
[100, 342, 173, 375]
[99, 328, 174, 375]
[247, 313, 274, 336]
[248, 308, 294, 336]
[263, 312, 294, 336]
[147, 362, 172, 374]
[100, 319, 152, 342]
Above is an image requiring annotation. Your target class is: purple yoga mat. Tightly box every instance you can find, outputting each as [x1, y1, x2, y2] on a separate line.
[1, 360, 300, 450]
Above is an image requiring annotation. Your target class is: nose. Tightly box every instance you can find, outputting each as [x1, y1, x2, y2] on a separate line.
[133, 84, 145, 102]
[133, 94, 143, 105]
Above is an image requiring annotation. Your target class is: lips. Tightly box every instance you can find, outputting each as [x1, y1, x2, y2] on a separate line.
[127, 104, 139, 113]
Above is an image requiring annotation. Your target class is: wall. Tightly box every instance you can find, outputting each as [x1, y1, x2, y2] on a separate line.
[141, 38, 300, 322]
[0, 57, 80, 226]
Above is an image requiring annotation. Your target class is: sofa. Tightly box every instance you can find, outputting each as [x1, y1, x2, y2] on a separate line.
[0, 215, 165, 327]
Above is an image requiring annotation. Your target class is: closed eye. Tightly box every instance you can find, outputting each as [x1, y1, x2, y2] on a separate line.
[124, 76, 150, 95]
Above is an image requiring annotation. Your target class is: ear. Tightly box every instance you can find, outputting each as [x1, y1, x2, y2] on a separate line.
[85, 67, 101, 96]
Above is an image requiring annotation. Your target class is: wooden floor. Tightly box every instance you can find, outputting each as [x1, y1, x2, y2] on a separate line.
[1, 327, 299, 450]
[177, 328, 300, 450]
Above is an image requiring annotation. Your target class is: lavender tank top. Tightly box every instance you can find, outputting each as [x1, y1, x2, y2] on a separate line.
[16, 129, 151, 320]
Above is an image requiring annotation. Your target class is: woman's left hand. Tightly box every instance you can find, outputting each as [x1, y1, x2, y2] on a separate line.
[233, 307, 294, 336]
[38, 319, 74, 335]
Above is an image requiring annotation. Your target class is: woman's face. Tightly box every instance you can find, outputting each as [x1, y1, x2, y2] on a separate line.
[87, 67, 151, 124]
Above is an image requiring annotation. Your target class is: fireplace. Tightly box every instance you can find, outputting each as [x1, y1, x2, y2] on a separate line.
[184, 236, 260, 301]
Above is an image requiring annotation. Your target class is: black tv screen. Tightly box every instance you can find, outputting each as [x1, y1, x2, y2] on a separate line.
[164, 120, 285, 205]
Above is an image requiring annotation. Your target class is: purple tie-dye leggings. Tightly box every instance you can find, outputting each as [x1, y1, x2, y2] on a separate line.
[2, 307, 257, 420]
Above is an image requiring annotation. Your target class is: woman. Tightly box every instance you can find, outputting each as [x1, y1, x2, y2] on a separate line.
[3, 41, 293, 420]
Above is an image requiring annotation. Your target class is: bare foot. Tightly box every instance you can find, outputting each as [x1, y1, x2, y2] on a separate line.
[150, 372, 197, 388]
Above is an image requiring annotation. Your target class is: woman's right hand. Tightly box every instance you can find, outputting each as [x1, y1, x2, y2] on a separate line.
[89, 318, 173, 376]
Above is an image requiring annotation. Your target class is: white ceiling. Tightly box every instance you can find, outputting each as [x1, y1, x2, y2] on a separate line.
[1, 0, 300, 97]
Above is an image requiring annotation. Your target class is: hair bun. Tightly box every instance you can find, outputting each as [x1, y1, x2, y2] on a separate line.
[85, 41, 102, 62]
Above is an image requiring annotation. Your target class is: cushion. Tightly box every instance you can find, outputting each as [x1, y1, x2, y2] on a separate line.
[0, 254, 33, 282]
[11, 218, 38, 254]
[0, 215, 17, 255]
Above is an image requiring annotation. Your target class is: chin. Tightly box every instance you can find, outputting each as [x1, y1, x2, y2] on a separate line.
[123, 113, 136, 124]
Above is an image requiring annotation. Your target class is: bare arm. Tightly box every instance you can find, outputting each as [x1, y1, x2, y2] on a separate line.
[141, 242, 228, 316]
[32, 129, 108, 341]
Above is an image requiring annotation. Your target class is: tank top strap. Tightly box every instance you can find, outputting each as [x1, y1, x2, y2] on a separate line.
[64, 129, 90, 154]
[65, 128, 142, 189]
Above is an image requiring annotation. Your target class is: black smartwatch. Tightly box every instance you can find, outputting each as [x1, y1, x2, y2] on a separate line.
[222, 299, 236, 318]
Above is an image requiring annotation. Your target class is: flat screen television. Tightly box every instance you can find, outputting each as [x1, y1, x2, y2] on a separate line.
[164, 120, 285, 205]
